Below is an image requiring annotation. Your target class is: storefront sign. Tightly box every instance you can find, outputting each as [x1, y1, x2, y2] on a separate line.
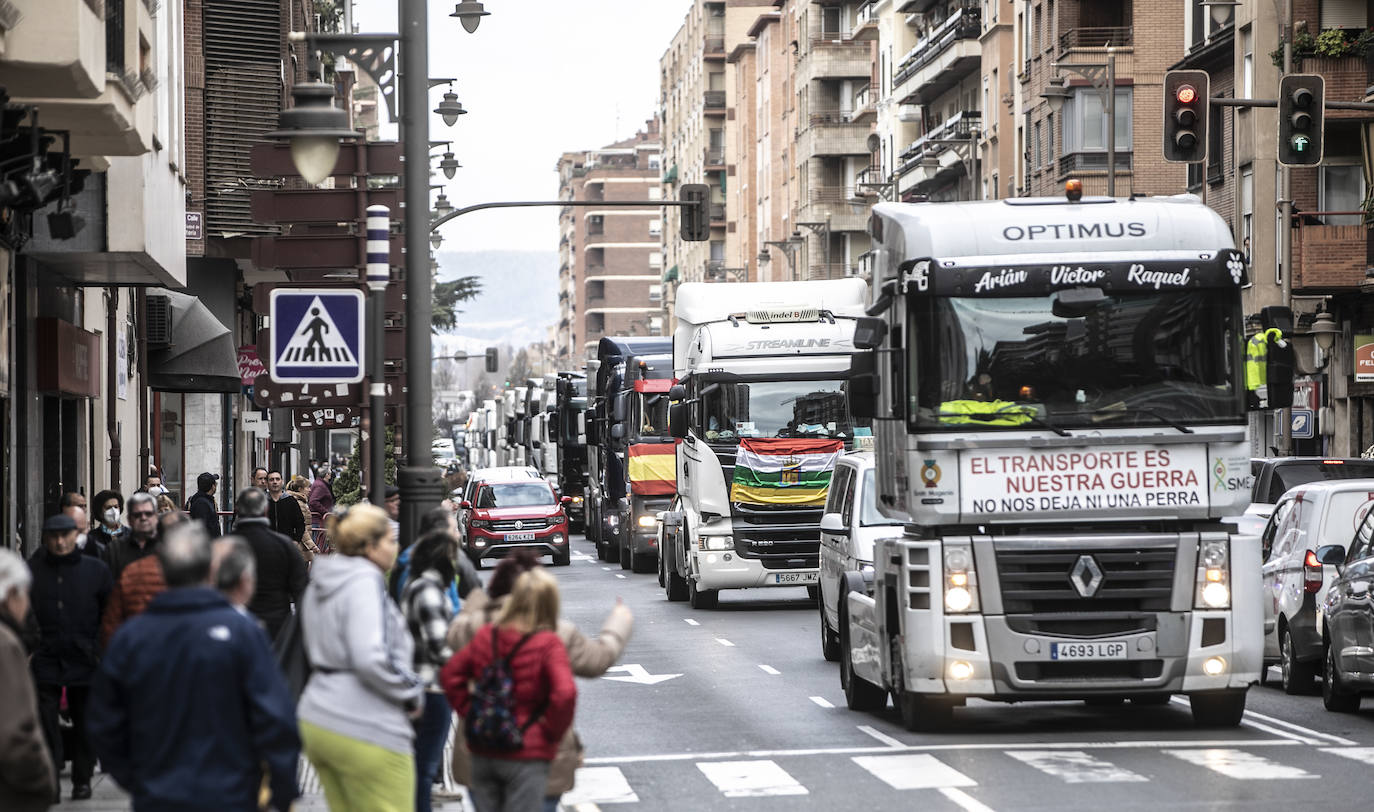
[293, 406, 360, 430]
[35, 319, 100, 397]
[959, 446, 1208, 515]
[237, 345, 267, 386]
[185, 212, 203, 240]
[1355, 335, 1374, 382]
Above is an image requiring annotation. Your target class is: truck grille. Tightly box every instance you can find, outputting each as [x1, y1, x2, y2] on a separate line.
[996, 546, 1175, 614]
[730, 502, 821, 569]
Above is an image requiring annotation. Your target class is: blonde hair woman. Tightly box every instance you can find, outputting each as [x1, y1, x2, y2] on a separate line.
[441, 568, 577, 812]
[298, 504, 424, 812]
[284, 476, 321, 563]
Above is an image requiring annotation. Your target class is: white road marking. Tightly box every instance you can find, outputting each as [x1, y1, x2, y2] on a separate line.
[1321, 747, 1374, 765]
[696, 760, 808, 798]
[683, 618, 700, 626]
[758, 664, 780, 675]
[561, 767, 638, 805]
[715, 637, 735, 647]
[569, 805, 604, 812]
[856, 725, 906, 748]
[1242, 709, 1358, 746]
[584, 738, 1299, 766]
[809, 696, 834, 708]
[1166, 748, 1319, 779]
[852, 753, 977, 790]
[602, 664, 682, 685]
[940, 787, 998, 812]
[614, 574, 627, 579]
[601, 567, 612, 571]
[1007, 750, 1148, 783]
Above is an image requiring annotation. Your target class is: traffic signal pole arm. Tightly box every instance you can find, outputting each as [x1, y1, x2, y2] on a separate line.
[1210, 97, 1374, 112]
[430, 199, 705, 232]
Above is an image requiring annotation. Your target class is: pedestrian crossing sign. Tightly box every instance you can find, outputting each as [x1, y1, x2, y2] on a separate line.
[269, 289, 365, 385]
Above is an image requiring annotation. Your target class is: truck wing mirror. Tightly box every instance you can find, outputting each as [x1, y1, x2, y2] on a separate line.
[669, 402, 689, 439]
[612, 396, 628, 423]
[853, 317, 888, 350]
[847, 352, 879, 419]
[819, 512, 850, 536]
[610, 424, 625, 441]
[669, 384, 687, 401]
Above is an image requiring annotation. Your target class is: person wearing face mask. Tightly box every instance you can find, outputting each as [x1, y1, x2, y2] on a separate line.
[28, 513, 113, 803]
[60, 504, 103, 561]
[103, 492, 161, 581]
[89, 491, 130, 556]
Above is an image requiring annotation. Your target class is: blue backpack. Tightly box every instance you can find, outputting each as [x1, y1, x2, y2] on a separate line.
[464, 626, 544, 752]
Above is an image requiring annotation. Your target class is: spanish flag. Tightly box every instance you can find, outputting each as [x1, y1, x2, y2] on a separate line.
[730, 438, 844, 506]
[628, 443, 677, 496]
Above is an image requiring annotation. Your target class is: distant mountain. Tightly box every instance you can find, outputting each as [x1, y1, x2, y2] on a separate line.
[433, 250, 558, 350]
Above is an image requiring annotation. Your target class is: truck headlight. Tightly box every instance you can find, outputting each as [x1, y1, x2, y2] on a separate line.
[944, 545, 980, 613]
[1195, 538, 1231, 609]
[698, 535, 731, 552]
[637, 514, 657, 528]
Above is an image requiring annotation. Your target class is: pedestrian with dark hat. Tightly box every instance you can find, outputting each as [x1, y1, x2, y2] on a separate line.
[186, 472, 223, 540]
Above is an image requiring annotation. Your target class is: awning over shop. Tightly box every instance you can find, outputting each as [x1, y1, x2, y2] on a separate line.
[147, 288, 240, 393]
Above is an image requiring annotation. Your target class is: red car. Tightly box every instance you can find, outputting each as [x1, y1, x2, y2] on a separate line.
[461, 474, 572, 566]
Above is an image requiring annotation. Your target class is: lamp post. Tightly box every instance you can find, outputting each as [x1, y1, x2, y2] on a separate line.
[760, 236, 802, 280]
[797, 218, 832, 278]
[366, 205, 390, 507]
[1042, 50, 1117, 196]
[271, 0, 491, 547]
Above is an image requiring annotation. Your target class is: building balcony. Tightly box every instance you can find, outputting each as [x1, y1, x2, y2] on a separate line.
[1057, 27, 1132, 58]
[850, 84, 877, 123]
[797, 117, 872, 158]
[896, 110, 979, 176]
[1294, 222, 1366, 290]
[704, 90, 726, 112]
[853, 2, 879, 41]
[800, 38, 873, 85]
[892, 6, 981, 105]
[704, 147, 725, 168]
[709, 203, 726, 223]
[705, 32, 725, 58]
[800, 188, 871, 233]
[1057, 150, 1132, 177]
[0, 0, 105, 98]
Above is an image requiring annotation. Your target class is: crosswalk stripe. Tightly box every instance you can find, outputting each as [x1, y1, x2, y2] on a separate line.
[852, 753, 977, 790]
[1007, 750, 1148, 783]
[1322, 747, 1374, 765]
[696, 760, 808, 797]
[563, 767, 639, 805]
[1165, 748, 1319, 780]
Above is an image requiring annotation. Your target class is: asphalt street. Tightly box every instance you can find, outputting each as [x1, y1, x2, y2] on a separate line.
[554, 534, 1374, 812]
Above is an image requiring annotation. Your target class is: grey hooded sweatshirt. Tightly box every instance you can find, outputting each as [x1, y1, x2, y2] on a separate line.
[298, 554, 424, 754]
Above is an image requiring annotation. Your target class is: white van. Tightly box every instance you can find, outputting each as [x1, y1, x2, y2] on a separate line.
[817, 452, 904, 661]
[1260, 479, 1374, 693]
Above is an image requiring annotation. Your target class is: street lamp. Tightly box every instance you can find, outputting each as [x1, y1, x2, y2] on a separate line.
[761, 236, 802, 280]
[265, 83, 359, 185]
[1310, 310, 1340, 353]
[451, 1, 490, 33]
[434, 91, 467, 127]
[797, 218, 831, 278]
[430, 231, 444, 250]
[437, 151, 462, 179]
[434, 192, 454, 217]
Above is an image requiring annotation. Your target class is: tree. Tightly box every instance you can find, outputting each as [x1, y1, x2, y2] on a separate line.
[432, 276, 483, 333]
[333, 427, 398, 506]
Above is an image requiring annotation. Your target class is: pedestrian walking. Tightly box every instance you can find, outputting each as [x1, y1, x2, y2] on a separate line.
[27, 513, 113, 803]
[89, 490, 129, 556]
[298, 503, 425, 812]
[0, 548, 58, 811]
[210, 537, 256, 615]
[308, 468, 336, 523]
[87, 524, 301, 812]
[385, 485, 402, 542]
[60, 503, 102, 560]
[390, 506, 483, 603]
[441, 567, 577, 812]
[103, 492, 159, 580]
[400, 531, 460, 812]
[155, 494, 177, 515]
[252, 467, 268, 490]
[448, 553, 630, 812]
[99, 532, 167, 648]
[233, 488, 308, 641]
[266, 471, 306, 543]
[186, 472, 223, 539]
[285, 476, 321, 564]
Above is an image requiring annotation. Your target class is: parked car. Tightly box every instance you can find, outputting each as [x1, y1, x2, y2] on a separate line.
[1235, 457, 1374, 538]
[458, 466, 571, 567]
[817, 452, 904, 662]
[1260, 479, 1374, 693]
[1317, 510, 1374, 712]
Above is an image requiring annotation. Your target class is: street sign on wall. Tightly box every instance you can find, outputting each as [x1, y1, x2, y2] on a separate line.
[1291, 409, 1315, 439]
[1356, 335, 1374, 382]
[269, 289, 365, 384]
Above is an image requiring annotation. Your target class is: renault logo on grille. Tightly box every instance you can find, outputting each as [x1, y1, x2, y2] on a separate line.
[514, 520, 524, 530]
[1069, 555, 1104, 598]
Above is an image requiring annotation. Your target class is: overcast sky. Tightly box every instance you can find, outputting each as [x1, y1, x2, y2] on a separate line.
[353, 0, 692, 254]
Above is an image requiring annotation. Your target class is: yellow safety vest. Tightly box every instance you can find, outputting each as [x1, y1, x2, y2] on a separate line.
[938, 400, 1034, 426]
[1245, 328, 1284, 392]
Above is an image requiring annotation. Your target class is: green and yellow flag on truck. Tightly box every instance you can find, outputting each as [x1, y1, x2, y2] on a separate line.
[730, 438, 845, 506]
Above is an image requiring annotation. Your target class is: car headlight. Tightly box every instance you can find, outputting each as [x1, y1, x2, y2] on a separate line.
[1195, 537, 1230, 609]
[637, 514, 657, 528]
[944, 544, 980, 613]
[571, 496, 583, 504]
[551, 534, 565, 545]
[470, 519, 489, 529]
[698, 535, 731, 552]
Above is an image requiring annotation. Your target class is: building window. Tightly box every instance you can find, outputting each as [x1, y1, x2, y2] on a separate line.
[649, 219, 662, 236]
[1032, 121, 1042, 171]
[648, 154, 662, 170]
[648, 186, 662, 201]
[1242, 26, 1253, 97]
[1239, 164, 1253, 265]
[1319, 163, 1365, 226]
[649, 251, 663, 268]
[1062, 88, 1132, 153]
[1046, 112, 1054, 166]
[1206, 97, 1223, 183]
[649, 284, 662, 303]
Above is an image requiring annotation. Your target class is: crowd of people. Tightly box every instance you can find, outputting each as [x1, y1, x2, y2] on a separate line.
[0, 469, 631, 812]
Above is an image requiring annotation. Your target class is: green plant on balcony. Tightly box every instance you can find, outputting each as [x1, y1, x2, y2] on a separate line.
[1271, 28, 1374, 67]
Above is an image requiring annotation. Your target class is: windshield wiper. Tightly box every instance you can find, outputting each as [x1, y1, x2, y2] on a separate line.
[936, 409, 1070, 437]
[1090, 406, 1193, 434]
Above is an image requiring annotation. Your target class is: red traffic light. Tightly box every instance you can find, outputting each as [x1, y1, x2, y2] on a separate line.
[1176, 85, 1198, 104]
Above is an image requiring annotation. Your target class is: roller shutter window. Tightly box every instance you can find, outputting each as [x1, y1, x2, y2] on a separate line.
[1321, 0, 1367, 30]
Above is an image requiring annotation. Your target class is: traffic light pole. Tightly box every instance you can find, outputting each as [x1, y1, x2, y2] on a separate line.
[428, 198, 706, 232]
[1280, 24, 1293, 456]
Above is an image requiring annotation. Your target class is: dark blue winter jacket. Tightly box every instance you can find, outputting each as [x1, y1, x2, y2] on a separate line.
[87, 588, 300, 812]
[27, 548, 112, 685]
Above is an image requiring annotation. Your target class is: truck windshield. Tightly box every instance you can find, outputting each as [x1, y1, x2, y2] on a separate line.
[910, 289, 1243, 431]
[637, 393, 671, 437]
[697, 379, 865, 442]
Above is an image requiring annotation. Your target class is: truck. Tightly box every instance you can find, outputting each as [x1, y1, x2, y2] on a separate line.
[659, 279, 871, 609]
[584, 336, 674, 568]
[554, 371, 589, 531]
[837, 192, 1272, 730]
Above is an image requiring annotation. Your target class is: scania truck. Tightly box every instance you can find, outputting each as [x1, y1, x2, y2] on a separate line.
[838, 191, 1275, 729]
[659, 279, 870, 609]
[554, 372, 589, 531]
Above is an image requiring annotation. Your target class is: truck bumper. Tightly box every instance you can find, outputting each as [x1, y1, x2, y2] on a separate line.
[906, 611, 1258, 699]
[692, 550, 817, 590]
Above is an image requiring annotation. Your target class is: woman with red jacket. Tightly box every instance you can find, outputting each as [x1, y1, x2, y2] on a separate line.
[441, 567, 576, 812]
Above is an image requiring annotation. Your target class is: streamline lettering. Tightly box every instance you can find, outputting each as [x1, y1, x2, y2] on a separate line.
[744, 338, 833, 350]
[1003, 222, 1148, 241]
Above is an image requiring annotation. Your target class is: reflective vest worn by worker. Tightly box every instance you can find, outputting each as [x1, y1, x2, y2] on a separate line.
[938, 400, 1034, 426]
[1245, 328, 1284, 393]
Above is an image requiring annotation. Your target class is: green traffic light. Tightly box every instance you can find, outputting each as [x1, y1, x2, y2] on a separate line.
[1291, 134, 1311, 152]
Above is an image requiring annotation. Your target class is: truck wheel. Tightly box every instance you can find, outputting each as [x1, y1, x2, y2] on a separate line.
[839, 604, 886, 711]
[619, 541, 632, 570]
[664, 555, 689, 602]
[1280, 626, 1316, 695]
[632, 551, 656, 574]
[1323, 643, 1362, 713]
[688, 578, 718, 610]
[897, 691, 954, 732]
[818, 597, 839, 662]
[1188, 689, 1247, 727]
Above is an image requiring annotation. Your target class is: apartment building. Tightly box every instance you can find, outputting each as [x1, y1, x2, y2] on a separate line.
[555, 126, 664, 360]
